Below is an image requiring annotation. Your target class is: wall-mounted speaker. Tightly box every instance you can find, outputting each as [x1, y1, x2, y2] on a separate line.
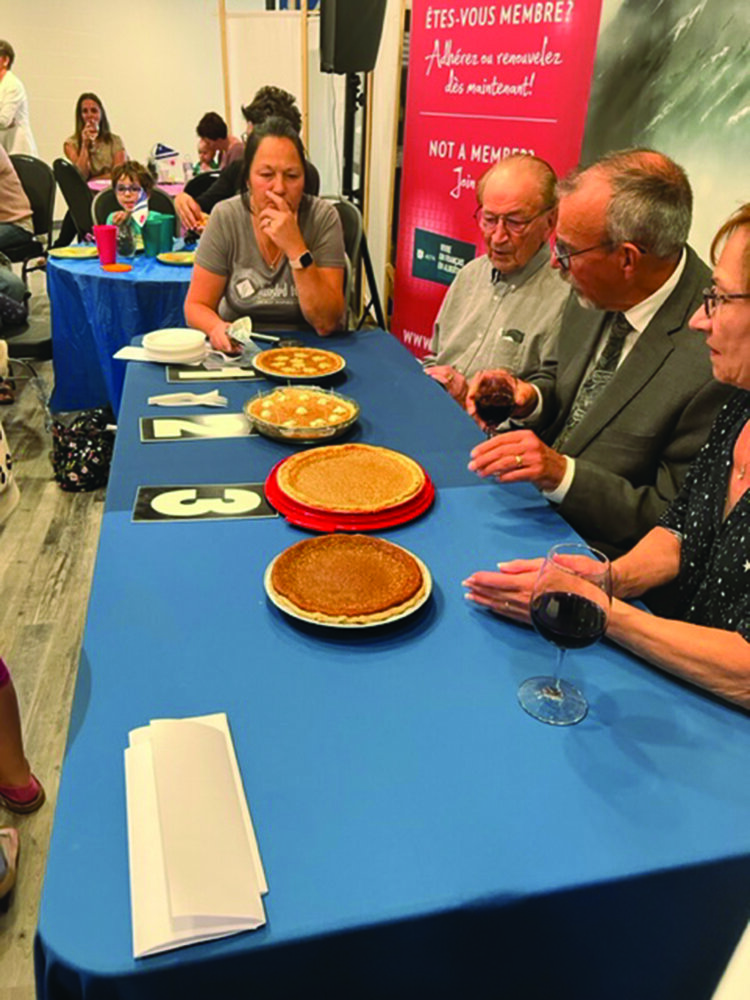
[320, 0, 387, 74]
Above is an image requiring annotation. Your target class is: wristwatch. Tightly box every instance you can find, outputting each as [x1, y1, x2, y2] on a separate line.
[290, 250, 314, 271]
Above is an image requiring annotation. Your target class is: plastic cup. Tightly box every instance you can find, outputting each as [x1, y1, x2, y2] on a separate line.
[92, 224, 117, 265]
[159, 213, 174, 254]
[142, 217, 162, 258]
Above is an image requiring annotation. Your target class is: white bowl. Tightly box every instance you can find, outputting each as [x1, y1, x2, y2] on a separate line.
[142, 329, 206, 354]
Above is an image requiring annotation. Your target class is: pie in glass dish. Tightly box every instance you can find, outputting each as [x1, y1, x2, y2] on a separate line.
[244, 387, 358, 440]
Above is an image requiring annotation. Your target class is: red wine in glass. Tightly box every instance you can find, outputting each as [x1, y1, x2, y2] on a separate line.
[531, 591, 607, 649]
[518, 543, 611, 726]
[473, 373, 517, 433]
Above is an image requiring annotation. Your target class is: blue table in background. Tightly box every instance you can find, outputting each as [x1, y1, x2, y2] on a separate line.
[35, 330, 750, 1000]
[47, 253, 192, 414]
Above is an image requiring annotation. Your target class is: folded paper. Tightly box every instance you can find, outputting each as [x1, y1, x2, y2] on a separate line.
[147, 391, 228, 407]
[124, 712, 267, 958]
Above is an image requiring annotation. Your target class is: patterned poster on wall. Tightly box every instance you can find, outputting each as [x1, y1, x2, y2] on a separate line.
[392, 0, 603, 358]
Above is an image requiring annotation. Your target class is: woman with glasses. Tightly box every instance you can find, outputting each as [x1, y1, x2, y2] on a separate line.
[465, 204, 750, 708]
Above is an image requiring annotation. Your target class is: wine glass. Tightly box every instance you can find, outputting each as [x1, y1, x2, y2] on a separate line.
[518, 542, 611, 726]
[472, 371, 517, 436]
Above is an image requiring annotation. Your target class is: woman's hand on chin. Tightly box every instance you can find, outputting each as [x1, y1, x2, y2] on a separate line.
[257, 191, 304, 257]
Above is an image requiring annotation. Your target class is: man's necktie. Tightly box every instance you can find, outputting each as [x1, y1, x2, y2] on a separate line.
[553, 312, 632, 451]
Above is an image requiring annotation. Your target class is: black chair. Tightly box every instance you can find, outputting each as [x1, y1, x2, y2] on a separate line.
[183, 171, 221, 199]
[6, 154, 55, 283]
[91, 186, 179, 236]
[53, 158, 94, 241]
[323, 196, 363, 326]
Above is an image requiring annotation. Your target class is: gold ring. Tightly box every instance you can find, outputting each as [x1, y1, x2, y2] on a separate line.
[515, 454, 523, 467]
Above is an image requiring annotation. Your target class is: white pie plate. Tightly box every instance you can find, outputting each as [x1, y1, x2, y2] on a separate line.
[142, 329, 207, 354]
[263, 549, 432, 629]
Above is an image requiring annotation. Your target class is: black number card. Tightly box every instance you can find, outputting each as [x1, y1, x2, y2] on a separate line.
[133, 483, 278, 522]
[139, 414, 255, 442]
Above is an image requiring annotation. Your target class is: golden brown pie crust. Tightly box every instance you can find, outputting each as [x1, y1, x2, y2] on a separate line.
[276, 443, 425, 512]
[268, 534, 429, 624]
[247, 388, 357, 430]
[253, 347, 344, 377]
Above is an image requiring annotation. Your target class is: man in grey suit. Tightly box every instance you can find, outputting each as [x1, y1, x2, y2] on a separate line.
[468, 149, 732, 558]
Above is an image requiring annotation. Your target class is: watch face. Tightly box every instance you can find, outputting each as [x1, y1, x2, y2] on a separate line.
[293, 251, 314, 270]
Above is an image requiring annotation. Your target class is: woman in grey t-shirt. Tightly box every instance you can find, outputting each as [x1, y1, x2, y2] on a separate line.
[186, 117, 346, 349]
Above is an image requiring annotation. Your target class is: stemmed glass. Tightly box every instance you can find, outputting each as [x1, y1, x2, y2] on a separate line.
[518, 543, 611, 726]
[472, 371, 517, 436]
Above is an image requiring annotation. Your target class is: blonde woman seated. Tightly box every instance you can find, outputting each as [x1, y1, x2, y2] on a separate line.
[463, 204, 750, 709]
[185, 117, 346, 349]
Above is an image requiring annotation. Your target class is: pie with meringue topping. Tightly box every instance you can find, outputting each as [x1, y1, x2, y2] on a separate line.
[253, 347, 345, 378]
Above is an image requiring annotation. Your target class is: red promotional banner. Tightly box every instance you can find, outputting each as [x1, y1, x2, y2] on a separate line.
[392, 0, 603, 357]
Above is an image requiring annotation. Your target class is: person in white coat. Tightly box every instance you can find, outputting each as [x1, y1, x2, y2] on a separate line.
[0, 41, 37, 156]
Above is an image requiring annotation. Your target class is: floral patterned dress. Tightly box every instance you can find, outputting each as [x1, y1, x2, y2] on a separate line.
[660, 390, 750, 639]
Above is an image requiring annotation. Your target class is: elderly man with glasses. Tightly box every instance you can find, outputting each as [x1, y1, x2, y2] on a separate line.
[468, 148, 733, 564]
[423, 154, 569, 407]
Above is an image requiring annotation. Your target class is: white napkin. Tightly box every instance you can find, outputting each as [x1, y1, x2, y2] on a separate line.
[124, 712, 267, 959]
[147, 390, 228, 407]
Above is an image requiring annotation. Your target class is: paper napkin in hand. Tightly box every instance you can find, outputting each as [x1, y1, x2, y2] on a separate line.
[131, 192, 150, 229]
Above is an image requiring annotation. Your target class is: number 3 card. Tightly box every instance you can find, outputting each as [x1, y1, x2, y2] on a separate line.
[133, 484, 278, 523]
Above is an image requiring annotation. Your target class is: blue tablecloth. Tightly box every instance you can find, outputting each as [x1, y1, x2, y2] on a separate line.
[35, 330, 750, 1000]
[47, 254, 192, 414]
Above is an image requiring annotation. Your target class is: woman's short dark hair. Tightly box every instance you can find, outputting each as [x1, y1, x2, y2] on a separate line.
[0, 41, 15, 68]
[111, 160, 154, 197]
[74, 92, 113, 146]
[240, 117, 307, 200]
[241, 86, 302, 134]
[196, 112, 228, 142]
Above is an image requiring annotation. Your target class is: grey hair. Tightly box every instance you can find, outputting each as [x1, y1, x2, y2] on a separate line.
[560, 148, 692, 259]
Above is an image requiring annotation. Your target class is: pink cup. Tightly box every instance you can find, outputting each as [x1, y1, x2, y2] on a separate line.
[93, 224, 117, 266]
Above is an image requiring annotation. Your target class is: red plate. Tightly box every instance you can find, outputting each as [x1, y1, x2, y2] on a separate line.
[264, 457, 435, 532]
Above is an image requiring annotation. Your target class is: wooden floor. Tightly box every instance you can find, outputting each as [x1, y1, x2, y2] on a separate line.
[0, 283, 105, 996]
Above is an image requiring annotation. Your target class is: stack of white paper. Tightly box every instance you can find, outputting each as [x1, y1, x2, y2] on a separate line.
[124, 712, 268, 958]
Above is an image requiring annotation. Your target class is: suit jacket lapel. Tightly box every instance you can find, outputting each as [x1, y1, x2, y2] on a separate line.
[561, 249, 702, 455]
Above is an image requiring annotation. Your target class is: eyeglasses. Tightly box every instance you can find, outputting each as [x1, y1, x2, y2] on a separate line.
[553, 239, 613, 273]
[115, 184, 142, 195]
[474, 205, 553, 237]
[702, 286, 750, 318]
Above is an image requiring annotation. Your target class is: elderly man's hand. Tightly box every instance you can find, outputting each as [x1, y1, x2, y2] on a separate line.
[424, 365, 468, 405]
[462, 558, 544, 622]
[468, 428, 567, 492]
